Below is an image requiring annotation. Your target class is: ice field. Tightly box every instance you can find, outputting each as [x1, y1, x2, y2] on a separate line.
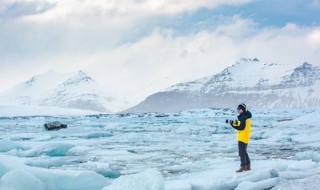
[0, 108, 320, 190]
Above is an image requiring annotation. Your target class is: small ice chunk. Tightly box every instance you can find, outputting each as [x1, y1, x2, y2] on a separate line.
[273, 174, 320, 190]
[67, 146, 93, 156]
[294, 151, 320, 162]
[232, 171, 272, 184]
[78, 162, 121, 178]
[78, 132, 113, 139]
[235, 178, 279, 190]
[0, 139, 22, 152]
[278, 171, 315, 180]
[102, 169, 164, 190]
[175, 126, 190, 134]
[0, 155, 110, 190]
[165, 180, 192, 190]
[0, 162, 7, 178]
[0, 170, 44, 190]
[20, 143, 74, 157]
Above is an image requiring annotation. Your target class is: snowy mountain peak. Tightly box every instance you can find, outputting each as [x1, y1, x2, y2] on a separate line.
[62, 71, 94, 87]
[166, 58, 291, 93]
[238, 57, 260, 63]
[295, 62, 315, 71]
[24, 70, 59, 87]
[127, 59, 320, 112]
[283, 62, 320, 86]
[78, 70, 90, 78]
[77, 70, 92, 80]
[23, 70, 71, 87]
[25, 76, 37, 87]
[0, 70, 116, 112]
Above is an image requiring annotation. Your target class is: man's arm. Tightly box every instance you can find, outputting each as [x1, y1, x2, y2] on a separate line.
[230, 118, 246, 131]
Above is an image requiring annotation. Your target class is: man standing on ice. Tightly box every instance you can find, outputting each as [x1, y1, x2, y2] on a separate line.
[227, 103, 252, 172]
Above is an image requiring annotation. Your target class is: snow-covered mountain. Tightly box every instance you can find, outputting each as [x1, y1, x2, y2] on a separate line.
[0, 70, 71, 106]
[0, 71, 116, 112]
[126, 58, 320, 113]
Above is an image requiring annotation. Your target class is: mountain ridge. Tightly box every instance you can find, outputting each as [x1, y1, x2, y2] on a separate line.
[125, 58, 320, 113]
[1, 58, 319, 113]
[0, 71, 115, 112]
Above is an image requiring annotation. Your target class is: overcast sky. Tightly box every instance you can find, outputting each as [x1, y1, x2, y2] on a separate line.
[0, 0, 320, 99]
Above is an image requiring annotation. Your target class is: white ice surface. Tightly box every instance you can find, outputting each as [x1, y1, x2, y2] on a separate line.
[0, 155, 110, 190]
[164, 180, 192, 190]
[0, 108, 319, 190]
[102, 169, 164, 190]
[0, 169, 45, 190]
[235, 178, 279, 190]
[0, 139, 23, 152]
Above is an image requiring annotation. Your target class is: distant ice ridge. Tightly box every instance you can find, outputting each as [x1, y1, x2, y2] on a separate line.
[0, 105, 100, 117]
[0, 71, 126, 112]
[127, 59, 320, 112]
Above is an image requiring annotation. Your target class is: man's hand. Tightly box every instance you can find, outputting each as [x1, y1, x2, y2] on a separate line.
[226, 119, 236, 125]
[226, 119, 239, 126]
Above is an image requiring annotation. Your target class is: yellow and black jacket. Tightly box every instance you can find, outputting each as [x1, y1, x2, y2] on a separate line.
[231, 111, 252, 144]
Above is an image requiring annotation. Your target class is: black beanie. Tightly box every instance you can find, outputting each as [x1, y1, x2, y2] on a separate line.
[238, 103, 247, 111]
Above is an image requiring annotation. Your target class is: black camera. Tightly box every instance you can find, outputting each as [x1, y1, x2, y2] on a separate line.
[226, 119, 238, 125]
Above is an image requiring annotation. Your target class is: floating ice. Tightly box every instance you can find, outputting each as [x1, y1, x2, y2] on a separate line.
[294, 151, 320, 162]
[0, 155, 110, 190]
[235, 178, 279, 190]
[278, 171, 316, 180]
[277, 111, 320, 127]
[20, 143, 74, 157]
[77, 162, 121, 178]
[102, 169, 164, 190]
[0, 139, 22, 152]
[175, 126, 190, 134]
[273, 174, 320, 190]
[165, 180, 192, 190]
[67, 146, 93, 156]
[0, 162, 7, 178]
[77, 132, 113, 139]
[0, 170, 44, 190]
[0, 108, 319, 190]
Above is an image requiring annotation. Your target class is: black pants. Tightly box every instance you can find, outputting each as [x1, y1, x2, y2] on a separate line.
[238, 141, 250, 167]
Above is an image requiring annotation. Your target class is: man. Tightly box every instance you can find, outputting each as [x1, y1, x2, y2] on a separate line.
[227, 103, 252, 172]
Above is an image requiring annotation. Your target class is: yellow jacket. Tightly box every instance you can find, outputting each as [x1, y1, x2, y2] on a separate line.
[231, 111, 252, 144]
